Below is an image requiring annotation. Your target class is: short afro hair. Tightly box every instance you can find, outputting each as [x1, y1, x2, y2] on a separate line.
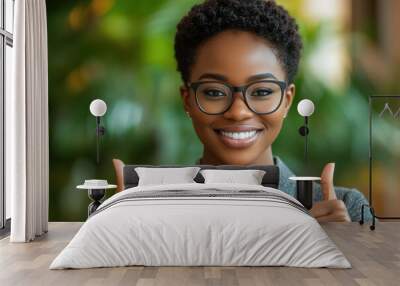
[174, 0, 302, 84]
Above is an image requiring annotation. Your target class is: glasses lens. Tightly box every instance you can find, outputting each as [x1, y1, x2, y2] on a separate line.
[195, 82, 232, 114]
[246, 81, 283, 114]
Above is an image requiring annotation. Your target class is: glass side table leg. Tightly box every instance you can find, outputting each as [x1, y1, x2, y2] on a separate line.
[87, 189, 106, 216]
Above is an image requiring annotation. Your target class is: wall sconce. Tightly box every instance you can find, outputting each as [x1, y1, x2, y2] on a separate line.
[297, 99, 315, 167]
[89, 99, 107, 165]
[289, 99, 320, 210]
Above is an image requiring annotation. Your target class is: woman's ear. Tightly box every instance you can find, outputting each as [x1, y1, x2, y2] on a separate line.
[180, 85, 191, 114]
[284, 83, 296, 116]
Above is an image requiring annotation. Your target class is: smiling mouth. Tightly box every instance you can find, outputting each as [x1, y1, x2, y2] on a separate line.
[219, 130, 258, 139]
[213, 128, 264, 148]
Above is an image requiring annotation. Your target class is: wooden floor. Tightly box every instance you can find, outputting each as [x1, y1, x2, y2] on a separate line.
[0, 222, 399, 286]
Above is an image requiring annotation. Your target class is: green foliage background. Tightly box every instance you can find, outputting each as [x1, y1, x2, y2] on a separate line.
[47, 0, 392, 221]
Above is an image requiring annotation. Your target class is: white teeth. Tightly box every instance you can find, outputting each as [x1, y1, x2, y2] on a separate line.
[220, 130, 258, 140]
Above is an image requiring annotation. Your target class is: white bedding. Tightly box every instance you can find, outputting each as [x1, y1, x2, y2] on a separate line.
[50, 183, 351, 269]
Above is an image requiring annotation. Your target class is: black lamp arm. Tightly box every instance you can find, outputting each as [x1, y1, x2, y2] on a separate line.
[95, 116, 106, 165]
[96, 117, 106, 136]
[298, 116, 310, 172]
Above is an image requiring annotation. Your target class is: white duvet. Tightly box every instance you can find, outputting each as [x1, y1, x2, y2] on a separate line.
[50, 183, 351, 269]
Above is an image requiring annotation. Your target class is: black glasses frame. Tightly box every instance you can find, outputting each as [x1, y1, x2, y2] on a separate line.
[187, 79, 288, 115]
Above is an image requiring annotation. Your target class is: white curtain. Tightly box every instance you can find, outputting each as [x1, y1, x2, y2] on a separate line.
[6, 0, 49, 242]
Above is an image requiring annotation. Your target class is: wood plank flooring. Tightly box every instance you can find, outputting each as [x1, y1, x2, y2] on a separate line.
[0, 222, 399, 286]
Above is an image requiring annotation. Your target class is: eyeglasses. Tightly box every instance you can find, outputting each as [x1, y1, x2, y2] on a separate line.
[187, 79, 287, 115]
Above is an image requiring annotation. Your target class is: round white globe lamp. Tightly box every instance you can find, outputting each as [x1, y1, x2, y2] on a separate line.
[89, 99, 107, 164]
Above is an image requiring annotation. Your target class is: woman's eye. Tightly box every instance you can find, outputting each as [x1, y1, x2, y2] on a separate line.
[251, 89, 273, 97]
[204, 89, 226, 97]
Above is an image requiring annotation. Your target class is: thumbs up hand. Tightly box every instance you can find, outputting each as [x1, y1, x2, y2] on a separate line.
[310, 163, 351, 222]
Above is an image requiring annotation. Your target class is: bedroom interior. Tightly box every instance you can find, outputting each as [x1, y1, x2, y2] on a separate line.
[1, 0, 400, 285]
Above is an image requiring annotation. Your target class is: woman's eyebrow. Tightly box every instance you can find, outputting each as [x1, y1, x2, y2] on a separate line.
[247, 73, 277, 82]
[197, 72, 277, 82]
[198, 73, 227, 81]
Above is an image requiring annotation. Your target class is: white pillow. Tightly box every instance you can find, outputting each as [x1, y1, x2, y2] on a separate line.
[200, 169, 266, 185]
[135, 167, 201, 186]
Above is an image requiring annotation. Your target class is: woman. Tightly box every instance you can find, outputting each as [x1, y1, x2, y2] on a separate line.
[173, 0, 372, 222]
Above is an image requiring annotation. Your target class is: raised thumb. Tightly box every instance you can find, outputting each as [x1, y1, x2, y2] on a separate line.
[320, 163, 337, 200]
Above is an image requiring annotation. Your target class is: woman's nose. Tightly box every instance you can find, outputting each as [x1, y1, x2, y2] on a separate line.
[222, 92, 253, 121]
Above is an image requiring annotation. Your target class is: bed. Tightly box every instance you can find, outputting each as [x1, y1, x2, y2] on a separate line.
[49, 165, 350, 269]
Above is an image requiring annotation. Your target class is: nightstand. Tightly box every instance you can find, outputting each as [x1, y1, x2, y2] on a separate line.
[76, 180, 116, 217]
